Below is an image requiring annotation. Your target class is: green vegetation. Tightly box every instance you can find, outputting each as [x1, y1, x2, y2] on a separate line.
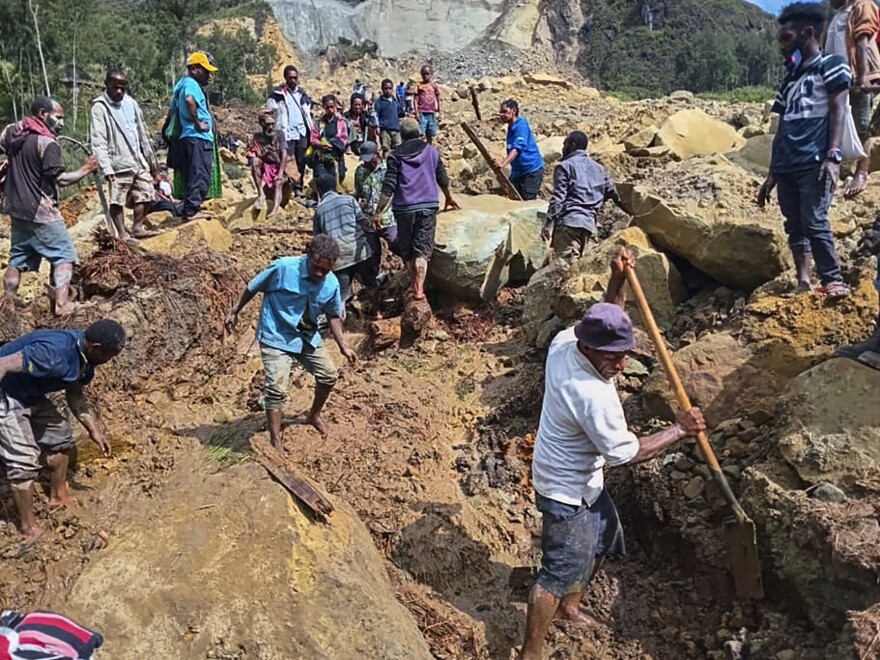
[578, 0, 783, 95]
[0, 0, 277, 131]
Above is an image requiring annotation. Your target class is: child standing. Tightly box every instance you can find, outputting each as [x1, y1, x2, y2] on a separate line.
[415, 65, 441, 144]
[375, 79, 405, 155]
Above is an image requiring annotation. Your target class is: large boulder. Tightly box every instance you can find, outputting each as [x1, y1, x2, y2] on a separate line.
[63, 457, 431, 659]
[726, 133, 773, 176]
[536, 136, 565, 167]
[777, 359, 880, 488]
[523, 226, 686, 346]
[654, 109, 745, 160]
[522, 72, 572, 89]
[617, 157, 790, 291]
[640, 331, 795, 427]
[429, 196, 548, 301]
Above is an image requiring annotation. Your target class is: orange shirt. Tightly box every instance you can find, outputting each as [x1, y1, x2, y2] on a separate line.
[847, 0, 880, 81]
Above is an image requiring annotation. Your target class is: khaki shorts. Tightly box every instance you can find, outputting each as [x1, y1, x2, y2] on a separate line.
[380, 129, 402, 151]
[260, 342, 338, 410]
[0, 392, 74, 482]
[108, 170, 154, 209]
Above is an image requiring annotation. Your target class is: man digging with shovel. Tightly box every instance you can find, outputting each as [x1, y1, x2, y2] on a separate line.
[518, 248, 707, 660]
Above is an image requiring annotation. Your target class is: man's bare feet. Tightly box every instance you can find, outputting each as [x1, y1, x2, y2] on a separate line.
[559, 605, 601, 628]
[131, 227, 160, 239]
[844, 171, 869, 198]
[19, 523, 46, 541]
[48, 494, 77, 510]
[254, 195, 265, 211]
[270, 438, 287, 454]
[306, 413, 328, 436]
[54, 301, 95, 317]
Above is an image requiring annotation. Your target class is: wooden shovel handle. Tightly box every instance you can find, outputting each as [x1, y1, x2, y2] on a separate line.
[625, 267, 748, 523]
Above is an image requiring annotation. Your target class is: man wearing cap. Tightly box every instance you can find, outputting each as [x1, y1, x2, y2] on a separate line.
[518, 249, 706, 660]
[168, 52, 218, 221]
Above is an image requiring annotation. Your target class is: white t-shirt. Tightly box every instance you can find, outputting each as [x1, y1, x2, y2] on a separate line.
[825, 8, 850, 59]
[532, 327, 640, 507]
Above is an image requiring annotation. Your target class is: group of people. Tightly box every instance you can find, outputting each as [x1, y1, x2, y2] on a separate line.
[7, 5, 880, 656]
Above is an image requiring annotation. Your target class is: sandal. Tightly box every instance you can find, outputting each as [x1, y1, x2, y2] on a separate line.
[820, 282, 851, 300]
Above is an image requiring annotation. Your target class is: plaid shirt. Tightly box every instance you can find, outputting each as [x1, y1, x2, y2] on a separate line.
[354, 161, 394, 228]
[312, 191, 372, 270]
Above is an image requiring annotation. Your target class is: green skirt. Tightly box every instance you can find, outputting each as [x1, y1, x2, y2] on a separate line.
[172, 139, 223, 201]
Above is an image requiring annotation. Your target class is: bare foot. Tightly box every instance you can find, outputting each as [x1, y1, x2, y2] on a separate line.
[19, 523, 46, 541]
[844, 171, 869, 199]
[306, 414, 328, 436]
[270, 439, 287, 454]
[49, 494, 77, 510]
[254, 196, 265, 211]
[54, 300, 96, 317]
[559, 606, 601, 628]
[131, 227, 160, 239]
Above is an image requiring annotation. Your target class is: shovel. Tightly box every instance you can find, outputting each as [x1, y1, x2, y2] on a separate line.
[624, 267, 764, 600]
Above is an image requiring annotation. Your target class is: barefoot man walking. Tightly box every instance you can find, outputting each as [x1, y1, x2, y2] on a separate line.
[518, 250, 706, 659]
[225, 235, 357, 447]
[0, 319, 125, 539]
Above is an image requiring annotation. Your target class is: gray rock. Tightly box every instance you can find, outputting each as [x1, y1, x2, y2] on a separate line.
[811, 482, 846, 503]
[683, 477, 705, 499]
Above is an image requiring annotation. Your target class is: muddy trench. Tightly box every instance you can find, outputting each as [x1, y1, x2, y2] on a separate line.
[0, 228, 876, 660]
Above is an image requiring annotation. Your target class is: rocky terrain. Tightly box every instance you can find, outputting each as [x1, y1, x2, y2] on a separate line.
[1, 30, 880, 660]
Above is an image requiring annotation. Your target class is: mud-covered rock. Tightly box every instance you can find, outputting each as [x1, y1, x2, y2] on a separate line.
[63, 457, 431, 659]
[140, 219, 233, 257]
[654, 109, 745, 160]
[429, 196, 548, 301]
[523, 226, 686, 345]
[617, 158, 790, 291]
[640, 331, 794, 427]
[777, 359, 880, 488]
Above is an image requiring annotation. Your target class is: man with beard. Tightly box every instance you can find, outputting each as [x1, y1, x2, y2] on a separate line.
[1, 97, 97, 315]
[249, 110, 289, 218]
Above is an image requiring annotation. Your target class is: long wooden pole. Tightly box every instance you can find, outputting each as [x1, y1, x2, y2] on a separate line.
[460, 121, 522, 201]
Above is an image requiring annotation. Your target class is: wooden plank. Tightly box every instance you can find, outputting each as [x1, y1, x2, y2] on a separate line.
[460, 122, 523, 201]
[468, 85, 482, 121]
[250, 438, 334, 521]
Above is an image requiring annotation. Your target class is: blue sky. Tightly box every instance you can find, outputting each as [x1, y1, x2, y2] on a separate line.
[746, 0, 787, 14]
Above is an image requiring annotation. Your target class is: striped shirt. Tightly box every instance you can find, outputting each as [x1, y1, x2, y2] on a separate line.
[312, 191, 372, 270]
[770, 52, 851, 174]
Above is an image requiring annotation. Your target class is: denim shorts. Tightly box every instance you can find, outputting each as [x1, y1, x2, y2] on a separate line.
[419, 113, 438, 138]
[535, 490, 625, 598]
[9, 218, 78, 271]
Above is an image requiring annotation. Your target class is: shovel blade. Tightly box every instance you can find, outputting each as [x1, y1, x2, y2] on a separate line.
[724, 518, 764, 600]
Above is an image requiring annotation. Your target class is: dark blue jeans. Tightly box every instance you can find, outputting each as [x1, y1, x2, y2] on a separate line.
[181, 137, 214, 219]
[775, 166, 843, 286]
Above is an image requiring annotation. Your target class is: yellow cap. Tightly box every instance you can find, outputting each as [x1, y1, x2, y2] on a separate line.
[186, 51, 218, 73]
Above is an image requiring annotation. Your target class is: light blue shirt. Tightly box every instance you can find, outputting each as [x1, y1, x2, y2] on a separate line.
[174, 76, 213, 142]
[247, 256, 343, 353]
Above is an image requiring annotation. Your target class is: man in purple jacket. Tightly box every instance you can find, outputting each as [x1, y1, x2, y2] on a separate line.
[374, 118, 459, 301]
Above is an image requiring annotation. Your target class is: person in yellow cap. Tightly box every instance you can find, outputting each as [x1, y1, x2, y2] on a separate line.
[165, 51, 218, 221]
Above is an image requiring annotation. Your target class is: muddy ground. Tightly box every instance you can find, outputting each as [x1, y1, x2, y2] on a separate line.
[0, 213, 867, 659]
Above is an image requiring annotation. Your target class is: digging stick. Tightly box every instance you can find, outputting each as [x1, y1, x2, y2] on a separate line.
[468, 85, 482, 120]
[460, 122, 523, 201]
[625, 267, 764, 600]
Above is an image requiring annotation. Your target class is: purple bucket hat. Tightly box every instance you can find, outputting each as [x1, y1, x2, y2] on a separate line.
[574, 302, 636, 352]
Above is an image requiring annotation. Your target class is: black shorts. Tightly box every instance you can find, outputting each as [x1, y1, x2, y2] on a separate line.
[535, 489, 625, 598]
[393, 208, 438, 260]
[512, 168, 544, 201]
[334, 258, 377, 303]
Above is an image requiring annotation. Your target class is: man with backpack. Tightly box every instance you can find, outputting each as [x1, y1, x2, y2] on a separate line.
[90, 67, 160, 239]
[165, 51, 218, 221]
[266, 65, 313, 198]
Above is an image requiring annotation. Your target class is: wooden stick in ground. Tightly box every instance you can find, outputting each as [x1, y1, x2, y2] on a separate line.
[468, 85, 482, 120]
[460, 121, 523, 201]
[250, 438, 334, 521]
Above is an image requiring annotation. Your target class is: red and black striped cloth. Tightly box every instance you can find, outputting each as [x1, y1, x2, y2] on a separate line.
[0, 610, 103, 660]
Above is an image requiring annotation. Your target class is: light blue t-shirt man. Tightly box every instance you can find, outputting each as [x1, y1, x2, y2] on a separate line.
[174, 76, 213, 143]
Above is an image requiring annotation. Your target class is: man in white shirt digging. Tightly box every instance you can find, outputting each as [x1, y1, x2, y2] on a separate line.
[518, 248, 707, 660]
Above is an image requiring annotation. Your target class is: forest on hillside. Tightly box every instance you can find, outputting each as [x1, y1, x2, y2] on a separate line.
[0, 0, 277, 131]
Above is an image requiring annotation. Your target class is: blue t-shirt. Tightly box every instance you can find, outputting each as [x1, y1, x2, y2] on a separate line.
[507, 116, 544, 179]
[771, 53, 851, 174]
[174, 76, 213, 142]
[247, 256, 344, 354]
[0, 330, 95, 405]
[375, 96, 403, 131]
